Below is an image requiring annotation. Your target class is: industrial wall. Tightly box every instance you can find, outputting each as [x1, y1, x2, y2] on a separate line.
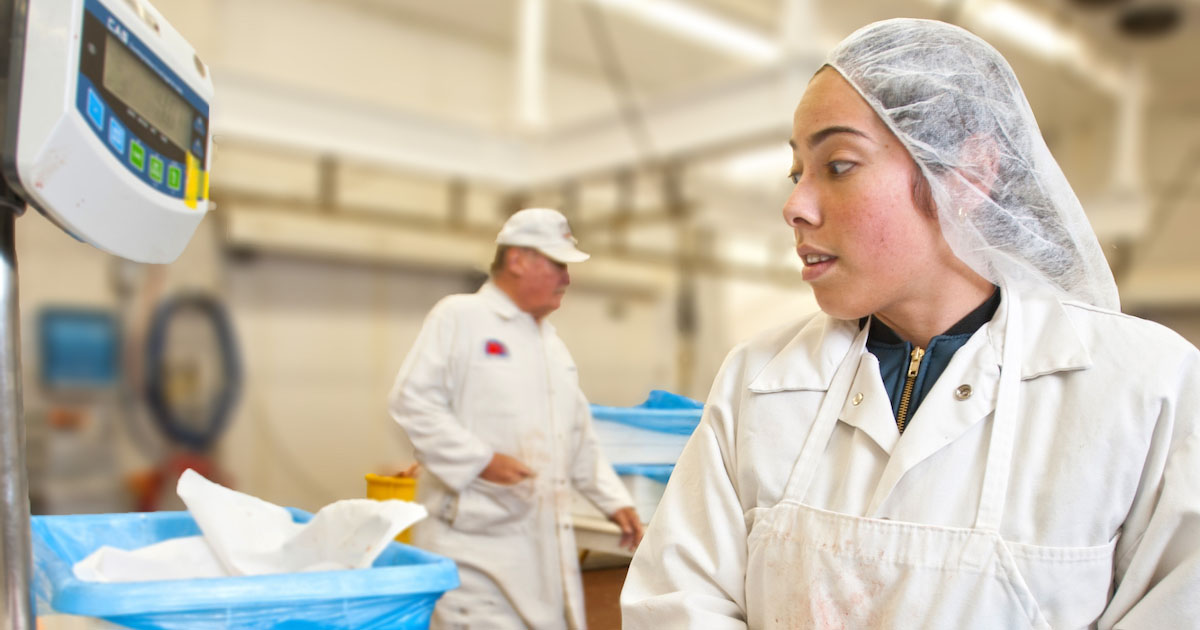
[16, 0, 1200, 517]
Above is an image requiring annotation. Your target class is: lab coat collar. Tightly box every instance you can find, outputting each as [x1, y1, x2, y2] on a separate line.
[748, 315, 860, 393]
[746, 286, 1091, 395]
[479, 280, 522, 321]
[477, 281, 556, 334]
[1013, 287, 1093, 379]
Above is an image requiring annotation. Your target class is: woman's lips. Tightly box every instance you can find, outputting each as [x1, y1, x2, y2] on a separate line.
[799, 251, 837, 282]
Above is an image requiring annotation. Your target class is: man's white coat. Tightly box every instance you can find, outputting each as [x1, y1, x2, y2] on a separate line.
[391, 282, 632, 630]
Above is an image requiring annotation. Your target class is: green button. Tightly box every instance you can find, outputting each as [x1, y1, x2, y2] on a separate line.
[129, 140, 145, 170]
[167, 164, 182, 190]
[149, 156, 164, 183]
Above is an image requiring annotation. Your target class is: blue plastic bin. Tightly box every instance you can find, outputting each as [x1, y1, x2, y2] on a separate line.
[32, 508, 459, 630]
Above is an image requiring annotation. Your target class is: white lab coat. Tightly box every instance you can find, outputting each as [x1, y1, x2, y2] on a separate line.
[621, 286, 1200, 629]
[390, 281, 633, 630]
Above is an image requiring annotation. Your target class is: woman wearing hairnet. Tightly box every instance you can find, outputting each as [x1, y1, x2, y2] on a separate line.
[621, 18, 1199, 630]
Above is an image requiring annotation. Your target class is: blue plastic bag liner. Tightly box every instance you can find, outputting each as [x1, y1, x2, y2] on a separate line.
[612, 464, 674, 485]
[33, 509, 459, 630]
[589, 389, 704, 436]
[589, 390, 704, 467]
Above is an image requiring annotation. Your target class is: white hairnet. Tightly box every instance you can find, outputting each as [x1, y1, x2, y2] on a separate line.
[827, 18, 1120, 310]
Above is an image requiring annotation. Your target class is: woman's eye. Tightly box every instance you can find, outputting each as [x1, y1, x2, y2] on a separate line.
[828, 161, 854, 176]
[788, 172, 801, 185]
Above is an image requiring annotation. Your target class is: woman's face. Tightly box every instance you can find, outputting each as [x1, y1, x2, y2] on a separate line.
[784, 68, 958, 323]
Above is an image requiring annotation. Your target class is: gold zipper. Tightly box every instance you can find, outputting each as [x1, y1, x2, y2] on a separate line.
[895, 346, 926, 433]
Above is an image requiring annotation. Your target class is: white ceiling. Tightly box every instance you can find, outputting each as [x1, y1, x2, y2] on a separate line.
[322, 0, 1200, 112]
[162, 0, 1200, 164]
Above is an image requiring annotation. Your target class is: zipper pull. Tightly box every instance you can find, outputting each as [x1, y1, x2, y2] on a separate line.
[907, 346, 926, 378]
[896, 346, 927, 435]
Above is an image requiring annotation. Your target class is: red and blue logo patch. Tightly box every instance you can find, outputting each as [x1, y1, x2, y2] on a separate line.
[485, 339, 508, 357]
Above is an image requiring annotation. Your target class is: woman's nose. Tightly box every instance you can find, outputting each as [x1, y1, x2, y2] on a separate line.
[782, 179, 821, 229]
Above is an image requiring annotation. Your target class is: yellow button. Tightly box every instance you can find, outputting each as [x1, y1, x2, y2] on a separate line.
[851, 392, 864, 406]
[955, 384, 973, 400]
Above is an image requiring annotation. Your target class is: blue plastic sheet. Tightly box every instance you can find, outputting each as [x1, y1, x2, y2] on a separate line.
[33, 509, 459, 630]
[589, 389, 704, 436]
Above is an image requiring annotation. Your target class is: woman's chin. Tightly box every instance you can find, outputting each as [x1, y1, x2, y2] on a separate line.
[812, 290, 873, 322]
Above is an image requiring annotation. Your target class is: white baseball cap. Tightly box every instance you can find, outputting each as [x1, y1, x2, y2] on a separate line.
[495, 208, 590, 263]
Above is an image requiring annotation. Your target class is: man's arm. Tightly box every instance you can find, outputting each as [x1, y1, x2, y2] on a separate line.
[388, 301, 494, 492]
[568, 391, 642, 549]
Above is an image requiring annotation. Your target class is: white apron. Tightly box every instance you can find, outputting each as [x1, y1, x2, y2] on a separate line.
[744, 289, 1054, 629]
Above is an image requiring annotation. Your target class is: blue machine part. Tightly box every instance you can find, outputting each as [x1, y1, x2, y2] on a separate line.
[38, 308, 120, 389]
[32, 509, 459, 630]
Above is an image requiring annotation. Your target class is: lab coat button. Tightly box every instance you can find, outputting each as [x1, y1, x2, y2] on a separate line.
[955, 384, 973, 400]
[851, 392, 864, 406]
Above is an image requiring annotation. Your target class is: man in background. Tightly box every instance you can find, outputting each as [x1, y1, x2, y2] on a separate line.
[389, 208, 642, 630]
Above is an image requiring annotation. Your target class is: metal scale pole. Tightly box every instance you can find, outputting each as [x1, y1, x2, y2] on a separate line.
[0, 204, 33, 630]
[0, 0, 36, 621]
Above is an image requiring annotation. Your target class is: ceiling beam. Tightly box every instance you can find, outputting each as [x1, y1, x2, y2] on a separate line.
[212, 56, 818, 187]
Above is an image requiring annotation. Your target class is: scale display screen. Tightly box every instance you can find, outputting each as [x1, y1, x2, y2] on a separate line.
[102, 33, 192, 151]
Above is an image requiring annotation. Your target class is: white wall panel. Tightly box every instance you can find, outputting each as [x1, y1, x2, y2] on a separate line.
[223, 256, 470, 509]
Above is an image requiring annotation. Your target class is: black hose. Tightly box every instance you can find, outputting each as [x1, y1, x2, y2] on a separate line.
[143, 293, 241, 451]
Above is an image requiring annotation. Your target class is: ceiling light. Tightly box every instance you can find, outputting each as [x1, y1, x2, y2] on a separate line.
[588, 0, 781, 63]
[971, 1, 1082, 60]
[517, 0, 547, 128]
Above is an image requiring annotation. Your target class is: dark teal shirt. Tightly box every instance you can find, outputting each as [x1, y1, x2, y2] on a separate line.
[865, 288, 1001, 427]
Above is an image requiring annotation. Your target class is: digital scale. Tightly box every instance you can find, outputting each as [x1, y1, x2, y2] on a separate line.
[0, 0, 214, 626]
[3, 0, 213, 262]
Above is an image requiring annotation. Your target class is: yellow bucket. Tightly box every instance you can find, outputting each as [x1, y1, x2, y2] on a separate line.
[365, 473, 418, 543]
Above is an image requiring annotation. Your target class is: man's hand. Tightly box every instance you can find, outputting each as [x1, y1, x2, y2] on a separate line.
[389, 462, 420, 478]
[479, 453, 535, 485]
[609, 506, 644, 552]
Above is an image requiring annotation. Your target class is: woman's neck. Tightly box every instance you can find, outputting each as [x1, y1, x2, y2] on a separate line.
[874, 275, 997, 347]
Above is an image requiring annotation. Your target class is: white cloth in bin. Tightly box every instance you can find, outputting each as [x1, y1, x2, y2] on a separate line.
[73, 535, 226, 582]
[73, 469, 427, 582]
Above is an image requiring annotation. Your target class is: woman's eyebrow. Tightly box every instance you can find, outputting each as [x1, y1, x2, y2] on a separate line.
[789, 125, 871, 150]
